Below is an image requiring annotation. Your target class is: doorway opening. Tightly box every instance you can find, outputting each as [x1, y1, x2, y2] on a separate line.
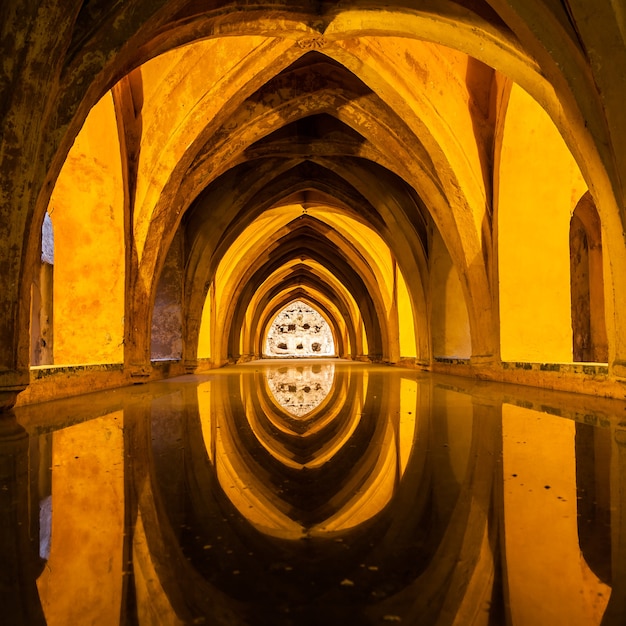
[570, 193, 608, 362]
[30, 211, 54, 366]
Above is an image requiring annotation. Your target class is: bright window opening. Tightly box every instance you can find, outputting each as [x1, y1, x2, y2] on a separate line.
[264, 300, 335, 357]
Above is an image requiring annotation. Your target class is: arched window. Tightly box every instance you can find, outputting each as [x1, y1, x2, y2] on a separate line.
[264, 300, 335, 357]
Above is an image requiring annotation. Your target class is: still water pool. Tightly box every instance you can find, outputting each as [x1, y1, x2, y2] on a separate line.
[4, 359, 625, 625]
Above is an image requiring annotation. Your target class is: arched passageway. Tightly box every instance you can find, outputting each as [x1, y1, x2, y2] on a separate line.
[3, 2, 626, 625]
[1, 0, 625, 408]
[570, 193, 608, 363]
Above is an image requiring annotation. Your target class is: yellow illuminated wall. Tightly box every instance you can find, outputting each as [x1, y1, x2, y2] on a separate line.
[197, 282, 214, 361]
[396, 264, 417, 359]
[498, 84, 588, 363]
[48, 93, 125, 366]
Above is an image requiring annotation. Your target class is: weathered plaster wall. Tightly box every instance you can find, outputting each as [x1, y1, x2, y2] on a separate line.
[151, 229, 183, 360]
[571, 214, 593, 361]
[570, 195, 608, 363]
[48, 92, 125, 366]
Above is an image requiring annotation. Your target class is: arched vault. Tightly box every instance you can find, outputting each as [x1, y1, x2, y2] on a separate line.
[3, 0, 626, 404]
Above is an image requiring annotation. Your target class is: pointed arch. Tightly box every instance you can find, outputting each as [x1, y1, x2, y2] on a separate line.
[263, 300, 336, 358]
[570, 191, 608, 362]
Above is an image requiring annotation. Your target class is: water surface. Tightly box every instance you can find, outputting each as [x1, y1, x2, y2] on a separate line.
[4, 359, 626, 625]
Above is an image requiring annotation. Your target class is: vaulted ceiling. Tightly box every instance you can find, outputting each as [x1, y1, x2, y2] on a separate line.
[2, 0, 626, 402]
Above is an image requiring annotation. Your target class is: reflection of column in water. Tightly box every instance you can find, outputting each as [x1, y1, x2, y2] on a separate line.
[0, 415, 46, 625]
[575, 423, 612, 587]
[602, 427, 626, 624]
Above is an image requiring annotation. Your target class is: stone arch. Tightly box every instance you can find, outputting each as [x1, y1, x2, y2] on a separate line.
[222, 231, 387, 364]
[133, 46, 492, 366]
[102, 7, 626, 376]
[3, 0, 626, 403]
[182, 159, 427, 367]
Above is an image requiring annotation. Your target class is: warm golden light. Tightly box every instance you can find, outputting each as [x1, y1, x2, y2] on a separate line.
[3, 2, 626, 624]
[9, 362, 622, 624]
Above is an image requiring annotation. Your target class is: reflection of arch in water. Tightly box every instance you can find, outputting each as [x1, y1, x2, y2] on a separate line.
[14, 369, 624, 625]
[188, 368, 505, 623]
[252, 363, 354, 465]
[263, 300, 335, 357]
[264, 362, 336, 417]
[201, 366, 413, 537]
